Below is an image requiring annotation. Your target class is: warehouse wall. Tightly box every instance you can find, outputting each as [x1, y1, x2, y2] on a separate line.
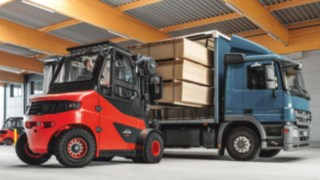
[293, 50, 320, 142]
[5, 84, 24, 119]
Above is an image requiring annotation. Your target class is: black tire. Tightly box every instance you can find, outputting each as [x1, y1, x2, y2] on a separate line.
[54, 128, 96, 168]
[16, 133, 51, 165]
[259, 150, 281, 158]
[140, 132, 164, 163]
[132, 156, 143, 163]
[93, 156, 114, 161]
[4, 138, 13, 146]
[226, 127, 261, 161]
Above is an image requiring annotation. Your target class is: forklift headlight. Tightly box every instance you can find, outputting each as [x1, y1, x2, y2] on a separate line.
[56, 101, 81, 113]
[66, 102, 81, 110]
[63, 102, 81, 111]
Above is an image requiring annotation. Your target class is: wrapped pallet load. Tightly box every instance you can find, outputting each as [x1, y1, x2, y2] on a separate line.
[130, 38, 214, 107]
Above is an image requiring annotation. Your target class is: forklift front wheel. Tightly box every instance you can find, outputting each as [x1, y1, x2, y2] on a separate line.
[54, 128, 96, 168]
[140, 132, 164, 163]
[16, 133, 51, 165]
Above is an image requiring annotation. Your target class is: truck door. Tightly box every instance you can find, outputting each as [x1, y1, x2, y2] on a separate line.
[242, 61, 284, 123]
[98, 49, 146, 151]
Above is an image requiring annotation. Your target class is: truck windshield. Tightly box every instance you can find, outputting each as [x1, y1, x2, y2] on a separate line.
[283, 65, 309, 99]
[53, 54, 98, 84]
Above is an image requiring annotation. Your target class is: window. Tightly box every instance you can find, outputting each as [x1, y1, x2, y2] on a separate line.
[114, 52, 134, 84]
[247, 64, 278, 90]
[31, 81, 43, 95]
[99, 58, 111, 87]
[53, 54, 98, 84]
[114, 86, 136, 100]
[248, 65, 266, 89]
[10, 84, 22, 97]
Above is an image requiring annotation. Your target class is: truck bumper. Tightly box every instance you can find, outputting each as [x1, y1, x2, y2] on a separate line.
[283, 124, 310, 151]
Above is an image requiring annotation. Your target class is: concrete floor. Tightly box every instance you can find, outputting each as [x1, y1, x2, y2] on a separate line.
[0, 146, 319, 180]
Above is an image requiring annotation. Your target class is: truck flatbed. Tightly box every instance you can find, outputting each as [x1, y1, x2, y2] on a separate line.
[159, 118, 215, 125]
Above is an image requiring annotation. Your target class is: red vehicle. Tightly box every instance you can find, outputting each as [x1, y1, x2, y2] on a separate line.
[16, 42, 164, 167]
[0, 117, 24, 145]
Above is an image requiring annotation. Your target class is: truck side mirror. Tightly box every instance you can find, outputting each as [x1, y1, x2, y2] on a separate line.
[265, 64, 276, 90]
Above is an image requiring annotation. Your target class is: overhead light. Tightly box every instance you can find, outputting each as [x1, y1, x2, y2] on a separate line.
[0, 0, 13, 6]
[225, 2, 243, 15]
[22, 0, 55, 13]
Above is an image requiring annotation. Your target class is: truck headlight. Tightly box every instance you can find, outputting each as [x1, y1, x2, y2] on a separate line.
[292, 129, 298, 137]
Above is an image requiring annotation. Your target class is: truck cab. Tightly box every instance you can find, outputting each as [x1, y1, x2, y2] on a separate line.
[222, 52, 310, 160]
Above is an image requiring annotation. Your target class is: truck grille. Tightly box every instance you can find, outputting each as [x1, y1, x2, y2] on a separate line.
[295, 109, 311, 126]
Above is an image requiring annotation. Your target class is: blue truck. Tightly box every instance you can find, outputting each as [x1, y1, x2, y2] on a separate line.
[150, 31, 311, 161]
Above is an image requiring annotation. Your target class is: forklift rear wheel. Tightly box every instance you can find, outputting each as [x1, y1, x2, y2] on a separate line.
[259, 149, 281, 158]
[226, 127, 261, 161]
[16, 133, 51, 165]
[4, 138, 13, 146]
[54, 128, 96, 168]
[140, 132, 164, 163]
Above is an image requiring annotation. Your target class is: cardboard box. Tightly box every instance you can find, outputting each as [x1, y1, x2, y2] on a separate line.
[156, 59, 213, 86]
[129, 38, 213, 67]
[157, 81, 213, 106]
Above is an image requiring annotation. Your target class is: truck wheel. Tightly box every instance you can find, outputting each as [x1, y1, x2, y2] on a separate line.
[4, 138, 13, 145]
[226, 127, 260, 161]
[140, 132, 164, 163]
[54, 128, 96, 168]
[259, 150, 281, 158]
[16, 133, 51, 165]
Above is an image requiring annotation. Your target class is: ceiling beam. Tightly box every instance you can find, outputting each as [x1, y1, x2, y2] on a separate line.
[117, 0, 161, 12]
[0, 51, 44, 74]
[224, 0, 288, 45]
[38, 19, 81, 32]
[0, 18, 78, 55]
[160, 13, 241, 33]
[109, 37, 129, 43]
[0, 70, 24, 84]
[234, 18, 320, 37]
[247, 24, 320, 54]
[160, 0, 317, 33]
[267, 0, 320, 11]
[27, 0, 170, 43]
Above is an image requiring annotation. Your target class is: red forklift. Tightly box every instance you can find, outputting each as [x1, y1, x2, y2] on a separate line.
[16, 42, 164, 167]
[0, 117, 24, 145]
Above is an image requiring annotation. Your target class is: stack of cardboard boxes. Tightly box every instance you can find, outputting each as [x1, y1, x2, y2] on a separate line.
[130, 38, 214, 107]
